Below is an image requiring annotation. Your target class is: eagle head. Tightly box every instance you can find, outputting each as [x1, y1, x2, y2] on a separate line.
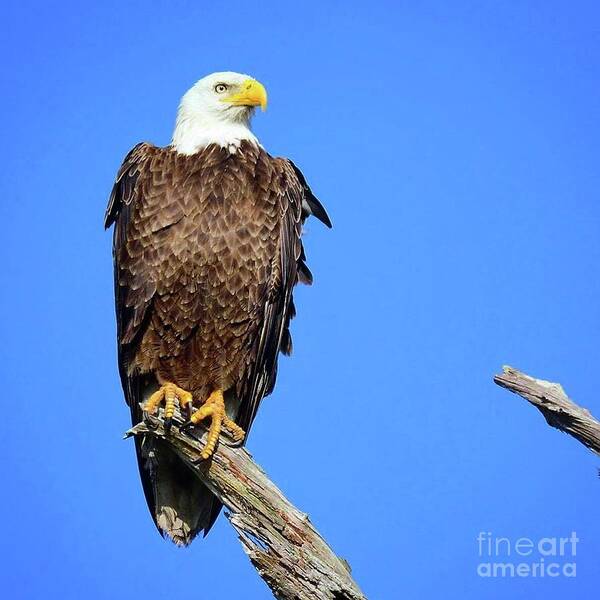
[172, 72, 268, 154]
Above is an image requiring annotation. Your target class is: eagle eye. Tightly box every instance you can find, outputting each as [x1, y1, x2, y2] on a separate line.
[214, 83, 228, 94]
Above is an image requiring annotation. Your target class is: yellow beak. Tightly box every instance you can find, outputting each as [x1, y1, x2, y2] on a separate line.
[222, 79, 268, 111]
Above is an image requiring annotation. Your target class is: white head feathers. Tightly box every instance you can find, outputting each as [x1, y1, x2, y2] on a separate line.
[172, 72, 267, 155]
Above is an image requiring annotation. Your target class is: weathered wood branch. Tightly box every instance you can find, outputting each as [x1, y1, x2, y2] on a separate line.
[493, 365, 600, 456]
[126, 411, 366, 600]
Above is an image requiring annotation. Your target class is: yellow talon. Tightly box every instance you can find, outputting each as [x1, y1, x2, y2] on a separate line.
[143, 382, 193, 430]
[223, 415, 246, 442]
[164, 389, 176, 420]
[186, 389, 246, 459]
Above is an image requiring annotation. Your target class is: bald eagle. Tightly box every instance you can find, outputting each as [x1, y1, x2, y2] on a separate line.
[105, 72, 331, 545]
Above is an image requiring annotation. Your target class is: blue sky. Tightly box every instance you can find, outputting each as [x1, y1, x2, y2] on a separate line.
[2, 1, 600, 598]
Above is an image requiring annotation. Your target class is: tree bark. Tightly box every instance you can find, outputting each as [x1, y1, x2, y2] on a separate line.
[493, 365, 600, 456]
[126, 411, 367, 600]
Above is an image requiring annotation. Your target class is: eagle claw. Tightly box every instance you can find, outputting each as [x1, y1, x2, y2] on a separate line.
[142, 382, 193, 433]
[180, 389, 246, 459]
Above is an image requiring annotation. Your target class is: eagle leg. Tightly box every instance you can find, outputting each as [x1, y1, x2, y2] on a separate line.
[143, 382, 193, 431]
[181, 390, 246, 460]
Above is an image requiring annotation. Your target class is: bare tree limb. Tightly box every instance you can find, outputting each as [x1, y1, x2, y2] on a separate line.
[493, 365, 600, 456]
[125, 411, 366, 600]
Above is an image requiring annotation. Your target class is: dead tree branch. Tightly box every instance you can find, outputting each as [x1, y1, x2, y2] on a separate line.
[493, 365, 600, 456]
[126, 411, 366, 600]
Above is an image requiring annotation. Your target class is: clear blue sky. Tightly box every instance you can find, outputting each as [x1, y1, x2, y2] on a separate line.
[2, 1, 599, 598]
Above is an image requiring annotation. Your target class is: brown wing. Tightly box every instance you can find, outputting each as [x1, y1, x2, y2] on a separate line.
[105, 142, 165, 533]
[234, 158, 332, 434]
[105, 142, 157, 411]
